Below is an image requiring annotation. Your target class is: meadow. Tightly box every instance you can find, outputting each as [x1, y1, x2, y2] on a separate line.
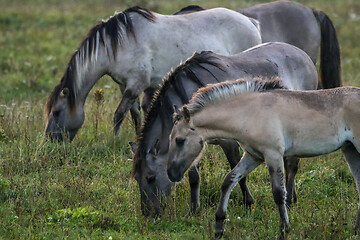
[1, 0, 360, 239]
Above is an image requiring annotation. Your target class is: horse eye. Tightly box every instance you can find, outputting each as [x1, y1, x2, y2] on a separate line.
[175, 137, 186, 147]
[190, 128, 195, 131]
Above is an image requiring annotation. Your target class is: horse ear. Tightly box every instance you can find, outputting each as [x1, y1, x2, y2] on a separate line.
[149, 139, 160, 156]
[173, 105, 181, 115]
[60, 88, 70, 98]
[129, 142, 138, 154]
[173, 104, 182, 123]
[154, 139, 160, 155]
[183, 106, 191, 123]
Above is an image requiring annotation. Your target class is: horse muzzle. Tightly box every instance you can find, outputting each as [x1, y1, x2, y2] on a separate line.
[167, 166, 184, 182]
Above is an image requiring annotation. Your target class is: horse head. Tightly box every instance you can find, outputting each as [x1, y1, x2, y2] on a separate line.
[45, 85, 84, 142]
[167, 106, 204, 182]
[131, 140, 174, 217]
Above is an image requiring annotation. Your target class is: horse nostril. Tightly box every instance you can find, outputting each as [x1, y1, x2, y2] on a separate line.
[53, 110, 60, 118]
[167, 168, 178, 182]
[175, 137, 185, 146]
[146, 175, 156, 183]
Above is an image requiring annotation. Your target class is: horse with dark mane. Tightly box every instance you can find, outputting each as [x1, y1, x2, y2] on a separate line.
[167, 78, 360, 239]
[131, 42, 325, 216]
[44, 6, 261, 141]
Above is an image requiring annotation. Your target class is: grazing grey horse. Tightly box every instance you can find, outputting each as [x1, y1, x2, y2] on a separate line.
[131, 42, 324, 216]
[167, 79, 360, 239]
[175, 0, 341, 88]
[44, 6, 261, 141]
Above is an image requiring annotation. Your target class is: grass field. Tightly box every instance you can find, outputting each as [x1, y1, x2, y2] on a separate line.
[1, 0, 360, 239]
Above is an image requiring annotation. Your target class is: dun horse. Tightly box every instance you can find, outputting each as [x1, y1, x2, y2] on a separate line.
[167, 79, 360, 238]
[131, 42, 322, 216]
[44, 6, 261, 141]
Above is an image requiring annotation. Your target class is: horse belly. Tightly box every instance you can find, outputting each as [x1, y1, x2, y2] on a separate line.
[284, 130, 347, 158]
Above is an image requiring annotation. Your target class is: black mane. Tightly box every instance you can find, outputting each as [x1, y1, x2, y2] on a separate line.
[86, 6, 156, 56]
[173, 5, 205, 15]
[131, 51, 226, 178]
[45, 6, 155, 116]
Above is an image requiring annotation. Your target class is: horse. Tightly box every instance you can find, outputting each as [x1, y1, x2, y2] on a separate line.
[167, 78, 360, 239]
[131, 42, 325, 217]
[175, 1, 341, 88]
[44, 6, 261, 141]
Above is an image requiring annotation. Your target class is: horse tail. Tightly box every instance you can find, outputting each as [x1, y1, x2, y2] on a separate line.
[312, 9, 341, 88]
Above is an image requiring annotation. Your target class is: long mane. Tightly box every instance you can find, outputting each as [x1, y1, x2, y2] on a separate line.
[184, 77, 284, 115]
[131, 51, 226, 178]
[45, 6, 155, 117]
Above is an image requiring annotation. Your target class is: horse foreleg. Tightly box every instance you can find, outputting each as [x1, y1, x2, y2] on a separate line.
[215, 152, 262, 239]
[341, 142, 360, 233]
[117, 86, 141, 133]
[141, 89, 155, 114]
[266, 153, 290, 239]
[113, 88, 141, 134]
[284, 157, 300, 206]
[188, 164, 200, 213]
[130, 98, 141, 133]
[216, 139, 254, 207]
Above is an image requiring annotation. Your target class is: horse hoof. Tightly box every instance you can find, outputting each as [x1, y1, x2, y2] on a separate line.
[243, 196, 255, 208]
[215, 230, 224, 239]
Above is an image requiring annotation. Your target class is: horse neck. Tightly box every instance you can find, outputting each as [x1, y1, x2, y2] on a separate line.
[72, 45, 110, 104]
[191, 98, 249, 140]
[142, 112, 172, 155]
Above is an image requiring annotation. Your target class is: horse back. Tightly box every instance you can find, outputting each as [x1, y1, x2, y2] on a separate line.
[133, 8, 261, 55]
[238, 1, 320, 62]
[229, 42, 318, 90]
[239, 88, 359, 157]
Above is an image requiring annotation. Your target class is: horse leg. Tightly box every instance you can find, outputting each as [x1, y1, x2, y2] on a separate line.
[215, 152, 262, 239]
[216, 139, 255, 207]
[141, 89, 155, 114]
[284, 157, 300, 206]
[113, 87, 142, 134]
[131, 98, 141, 133]
[188, 164, 200, 213]
[341, 143, 360, 233]
[117, 86, 141, 133]
[266, 153, 290, 239]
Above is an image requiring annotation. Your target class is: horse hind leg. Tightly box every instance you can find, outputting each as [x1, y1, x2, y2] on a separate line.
[266, 153, 290, 239]
[284, 157, 300, 206]
[341, 142, 360, 233]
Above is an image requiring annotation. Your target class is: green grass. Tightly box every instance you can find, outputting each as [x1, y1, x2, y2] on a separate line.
[1, 0, 360, 239]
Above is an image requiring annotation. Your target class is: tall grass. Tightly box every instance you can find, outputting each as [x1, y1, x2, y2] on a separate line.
[1, 0, 360, 239]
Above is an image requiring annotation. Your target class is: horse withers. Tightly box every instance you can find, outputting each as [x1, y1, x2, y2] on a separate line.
[167, 78, 360, 238]
[44, 6, 261, 141]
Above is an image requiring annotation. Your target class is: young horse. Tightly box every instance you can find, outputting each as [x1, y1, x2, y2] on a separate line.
[167, 79, 360, 238]
[44, 6, 261, 141]
[131, 42, 322, 217]
[176, 1, 341, 88]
